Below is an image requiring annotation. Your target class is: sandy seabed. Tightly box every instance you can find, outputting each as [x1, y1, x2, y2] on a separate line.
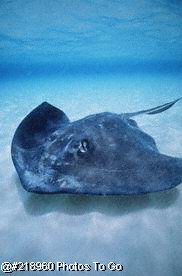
[0, 74, 182, 276]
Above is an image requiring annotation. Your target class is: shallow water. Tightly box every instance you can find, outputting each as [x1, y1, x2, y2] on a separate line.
[0, 75, 182, 276]
[0, 0, 182, 275]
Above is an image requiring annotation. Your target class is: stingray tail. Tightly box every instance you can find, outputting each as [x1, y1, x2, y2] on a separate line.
[125, 97, 181, 118]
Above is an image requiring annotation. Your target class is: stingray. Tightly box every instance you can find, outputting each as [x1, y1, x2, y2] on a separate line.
[11, 98, 182, 195]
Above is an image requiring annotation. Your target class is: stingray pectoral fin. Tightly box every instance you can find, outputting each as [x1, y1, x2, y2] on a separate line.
[146, 154, 182, 193]
[12, 102, 69, 150]
[11, 102, 70, 191]
[125, 97, 181, 118]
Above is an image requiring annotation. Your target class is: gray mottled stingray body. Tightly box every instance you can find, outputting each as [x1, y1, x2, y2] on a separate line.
[11, 98, 182, 195]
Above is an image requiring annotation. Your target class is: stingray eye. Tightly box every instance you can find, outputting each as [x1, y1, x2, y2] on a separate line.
[78, 139, 89, 154]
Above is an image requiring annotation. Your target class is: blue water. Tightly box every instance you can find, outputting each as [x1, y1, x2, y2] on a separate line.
[0, 1, 182, 275]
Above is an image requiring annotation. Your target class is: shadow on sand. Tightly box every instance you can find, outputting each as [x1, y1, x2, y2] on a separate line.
[13, 174, 180, 217]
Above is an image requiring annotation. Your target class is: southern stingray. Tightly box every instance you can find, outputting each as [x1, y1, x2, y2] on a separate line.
[11, 98, 182, 195]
